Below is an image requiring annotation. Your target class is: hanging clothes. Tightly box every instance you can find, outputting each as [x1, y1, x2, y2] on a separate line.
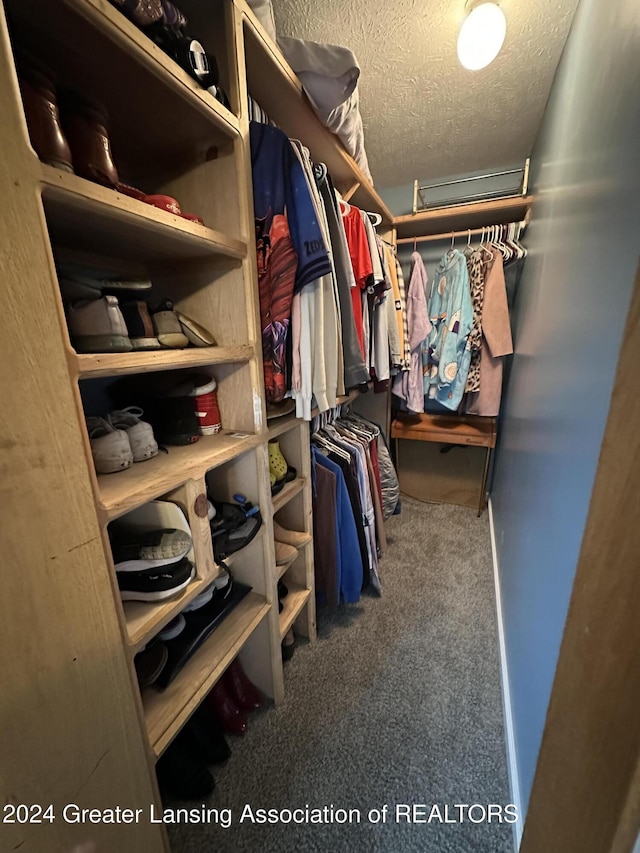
[311, 449, 339, 606]
[392, 251, 431, 412]
[423, 247, 473, 411]
[340, 200, 373, 360]
[319, 175, 369, 388]
[256, 213, 297, 403]
[464, 246, 488, 393]
[464, 249, 513, 416]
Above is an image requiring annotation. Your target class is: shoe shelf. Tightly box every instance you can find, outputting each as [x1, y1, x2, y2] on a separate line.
[271, 477, 306, 514]
[9, 0, 239, 172]
[278, 583, 311, 640]
[73, 345, 253, 380]
[142, 591, 269, 757]
[125, 574, 213, 655]
[97, 431, 261, 522]
[40, 167, 247, 265]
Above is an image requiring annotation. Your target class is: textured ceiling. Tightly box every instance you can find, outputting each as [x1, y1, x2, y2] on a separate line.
[272, 0, 579, 188]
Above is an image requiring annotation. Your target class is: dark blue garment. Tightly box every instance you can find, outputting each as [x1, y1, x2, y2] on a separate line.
[250, 122, 332, 292]
[314, 448, 363, 604]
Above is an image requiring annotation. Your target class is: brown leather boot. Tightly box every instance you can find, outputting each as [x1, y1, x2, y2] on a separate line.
[60, 93, 119, 187]
[18, 60, 73, 173]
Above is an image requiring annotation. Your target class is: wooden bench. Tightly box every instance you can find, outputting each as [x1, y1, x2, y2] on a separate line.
[391, 414, 497, 515]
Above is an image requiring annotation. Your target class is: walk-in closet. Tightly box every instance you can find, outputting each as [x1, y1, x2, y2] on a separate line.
[1, 0, 638, 852]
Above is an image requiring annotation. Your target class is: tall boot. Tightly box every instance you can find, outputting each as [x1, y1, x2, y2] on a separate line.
[223, 658, 263, 712]
[204, 676, 247, 735]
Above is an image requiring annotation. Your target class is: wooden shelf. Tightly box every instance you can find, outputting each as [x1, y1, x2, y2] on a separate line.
[392, 413, 497, 448]
[126, 574, 214, 654]
[239, 0, 392, 222]
[74, 345, 253, 380]
[271, 477, 305, 513]
[98, 431, 260, 521]
[142, 592, 269, 756]
[394, 195, 533, 239]
[8, 0, 239, 180]
[40, 167, 247, 264]
[279, 584, 311, 639]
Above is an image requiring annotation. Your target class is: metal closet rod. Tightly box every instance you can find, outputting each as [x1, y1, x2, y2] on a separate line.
[396, 221, 524, 245]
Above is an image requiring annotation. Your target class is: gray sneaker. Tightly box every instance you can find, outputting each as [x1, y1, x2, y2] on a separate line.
[67, 295, 132, 352]
[108, 407, 158, 462]
[86, 416, 133, 474]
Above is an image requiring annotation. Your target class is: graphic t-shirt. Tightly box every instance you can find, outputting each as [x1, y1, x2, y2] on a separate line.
[250, 121, 332, 292]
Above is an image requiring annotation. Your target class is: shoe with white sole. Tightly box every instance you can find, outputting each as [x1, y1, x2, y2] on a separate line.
[108, 407, 158, 462]
[117, 558, 195, 602]
[86, 416, 133, 474]
[67, 295, 132, 353]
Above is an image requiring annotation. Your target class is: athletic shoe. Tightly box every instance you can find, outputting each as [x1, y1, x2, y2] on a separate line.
[68, 295, 132, 353]
[108, 407, 158, 462]
[110, 528, 192, 572]
[117, 557, 195, 602]
[86, 416, 133, 474]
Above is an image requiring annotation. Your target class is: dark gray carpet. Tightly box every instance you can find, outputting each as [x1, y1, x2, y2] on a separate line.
[169, 499, 514, 853]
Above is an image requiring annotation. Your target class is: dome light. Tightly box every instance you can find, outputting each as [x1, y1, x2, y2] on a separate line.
[457, 1, 507, 71]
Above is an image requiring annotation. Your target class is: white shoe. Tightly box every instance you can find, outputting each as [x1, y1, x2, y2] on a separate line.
[108, 407, 158, 462]
[86, 417, 133, 474]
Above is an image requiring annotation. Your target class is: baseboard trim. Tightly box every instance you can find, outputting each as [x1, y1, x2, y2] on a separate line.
[488, 497, 523, 851]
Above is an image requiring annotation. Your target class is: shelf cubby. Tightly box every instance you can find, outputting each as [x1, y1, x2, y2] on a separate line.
[97, 431, 260, 521]
[41, 167, 247, 266]
[272, 477, 305, 513]
[142, 591, 270, 756]
[278, 583, 311, 640]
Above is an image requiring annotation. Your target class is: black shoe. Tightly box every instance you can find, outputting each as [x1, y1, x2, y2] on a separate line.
[156, 735, 214, 800]
[116, 557, 195, 602]
[120, 301, 161, 350]
[186, 707, 232, 764]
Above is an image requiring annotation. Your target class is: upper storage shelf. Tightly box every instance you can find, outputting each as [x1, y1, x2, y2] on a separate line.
[6, 0, 240, 183]
[237, 0, 393, 224]
[394, 195, 533, 239]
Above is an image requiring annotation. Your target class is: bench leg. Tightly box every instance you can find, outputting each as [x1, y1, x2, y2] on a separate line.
[478, 447, 492, 516]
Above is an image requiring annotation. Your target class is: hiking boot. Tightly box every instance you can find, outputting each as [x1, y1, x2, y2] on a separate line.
[17, 57, 73, 173]
[60, 92, 119, 188]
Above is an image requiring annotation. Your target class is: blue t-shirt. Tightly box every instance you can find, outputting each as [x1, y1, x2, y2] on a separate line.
[250, 121, 332, 292]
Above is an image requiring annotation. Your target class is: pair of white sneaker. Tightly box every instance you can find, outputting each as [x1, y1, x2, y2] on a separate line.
[86, 407, 158, 474]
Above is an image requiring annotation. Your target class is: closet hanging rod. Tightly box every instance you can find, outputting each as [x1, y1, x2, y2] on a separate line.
[396, 220, 526, 245]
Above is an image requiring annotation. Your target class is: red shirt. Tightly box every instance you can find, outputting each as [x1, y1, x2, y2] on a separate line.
[341, 205, 373, 360]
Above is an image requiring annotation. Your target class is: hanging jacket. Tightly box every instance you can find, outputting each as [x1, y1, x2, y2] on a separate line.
[392, 251, 431, 412]
[423, 248, 473, 411]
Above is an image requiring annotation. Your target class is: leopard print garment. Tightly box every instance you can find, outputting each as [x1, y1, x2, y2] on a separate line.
[464, 247, 487, 393]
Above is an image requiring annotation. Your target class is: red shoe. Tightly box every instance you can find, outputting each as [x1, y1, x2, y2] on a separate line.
[204, 677, 247, 735]
[223, 658, 263, 712]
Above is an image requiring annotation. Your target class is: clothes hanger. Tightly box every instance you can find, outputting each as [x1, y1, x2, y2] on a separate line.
[338, 198, 351, 216]
[366, 212, 382, 227]
[413, 237, 417, 252]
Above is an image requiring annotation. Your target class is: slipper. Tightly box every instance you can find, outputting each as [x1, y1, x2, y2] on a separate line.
[176, 311, 217, 347]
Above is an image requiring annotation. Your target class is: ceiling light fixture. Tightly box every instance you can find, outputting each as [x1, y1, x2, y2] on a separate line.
[457, 0, 507, 71]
